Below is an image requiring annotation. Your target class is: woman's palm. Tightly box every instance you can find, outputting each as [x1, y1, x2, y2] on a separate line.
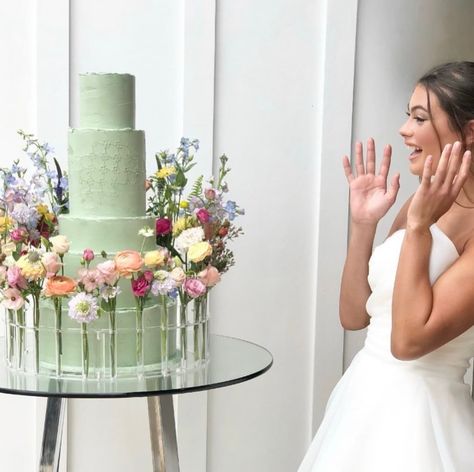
[343, 139, 400, 225]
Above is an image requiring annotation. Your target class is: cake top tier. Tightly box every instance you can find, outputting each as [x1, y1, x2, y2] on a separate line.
[79, 73, 135, 129]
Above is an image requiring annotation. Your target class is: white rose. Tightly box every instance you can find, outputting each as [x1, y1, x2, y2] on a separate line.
[170, 267, 186, 286]
[49, 235, 71, 255]
[174, 227, 204, 255]
[2, 241, 16, 257]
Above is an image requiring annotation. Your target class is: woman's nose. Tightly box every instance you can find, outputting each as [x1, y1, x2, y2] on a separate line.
[399, 119, 413, 138]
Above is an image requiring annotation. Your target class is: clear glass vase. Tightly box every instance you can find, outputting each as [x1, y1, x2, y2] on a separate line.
[177, 295, 210, 371]
[3, 293, 209, 378]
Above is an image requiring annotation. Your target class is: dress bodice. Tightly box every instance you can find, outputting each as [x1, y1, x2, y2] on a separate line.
[364, 224, 474, 381]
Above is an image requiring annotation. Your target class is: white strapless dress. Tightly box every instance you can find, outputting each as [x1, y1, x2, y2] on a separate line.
[298, 225, 474, 471]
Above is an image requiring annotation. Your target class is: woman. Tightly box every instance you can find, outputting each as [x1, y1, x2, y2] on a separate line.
[299, 62, 474, 471]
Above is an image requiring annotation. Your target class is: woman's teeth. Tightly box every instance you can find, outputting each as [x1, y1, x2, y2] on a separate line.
[408, 146, 422, 159]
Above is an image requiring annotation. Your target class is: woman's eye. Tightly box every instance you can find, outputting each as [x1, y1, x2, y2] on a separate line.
[405, 111, 426, 123]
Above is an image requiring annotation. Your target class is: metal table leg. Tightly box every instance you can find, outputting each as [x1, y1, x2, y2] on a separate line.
[39, 397, 66, 472]
[147, 395, 180, 471]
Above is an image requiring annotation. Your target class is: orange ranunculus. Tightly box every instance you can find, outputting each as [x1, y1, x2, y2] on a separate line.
[44, 276, 77, 297]
[114, 250, 143, 277]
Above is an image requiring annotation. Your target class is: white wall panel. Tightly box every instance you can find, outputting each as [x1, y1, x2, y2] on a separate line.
[209, 1, 320, 470]
[0, 2, 39, 471]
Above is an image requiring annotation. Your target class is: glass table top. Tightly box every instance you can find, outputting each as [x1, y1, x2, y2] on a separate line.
[0, 335, 273, 398]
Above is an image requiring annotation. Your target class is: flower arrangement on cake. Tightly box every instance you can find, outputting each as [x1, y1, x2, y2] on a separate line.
[0, 126, 243, 379]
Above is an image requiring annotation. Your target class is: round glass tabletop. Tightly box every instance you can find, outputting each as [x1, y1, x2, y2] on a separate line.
[0, 334, 273, 398]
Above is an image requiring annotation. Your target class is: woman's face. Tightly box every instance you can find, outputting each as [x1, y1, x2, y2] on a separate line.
[399, 84, 460, 176]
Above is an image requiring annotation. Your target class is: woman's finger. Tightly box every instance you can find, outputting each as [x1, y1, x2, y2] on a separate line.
[355, 141, 365, 176]
[366, 138, 376, 175]
[342, 155, 354, 183]
[421, 155, 433, 188]
[434, 143, 452, 185]
[443, 141, 462, 186]
[378, 144, 392, 181]
[386, 172, 400, 204]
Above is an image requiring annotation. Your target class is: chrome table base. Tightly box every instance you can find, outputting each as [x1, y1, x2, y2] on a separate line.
[39, 397, 66, 472]
[38, 396, 180, 472]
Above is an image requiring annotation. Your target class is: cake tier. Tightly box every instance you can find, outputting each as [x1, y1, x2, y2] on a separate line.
[68, 129, 146, 217]
[79, 73, 135, 129]
[38, 299, 180, 375]
[59, 214, 157, 308]
[59, 215, 156, 253]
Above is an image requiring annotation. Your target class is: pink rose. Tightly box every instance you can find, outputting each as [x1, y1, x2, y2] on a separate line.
[83, 248, 95, 262]
[204, 188, 216, 200]
[7, 266, 28, 290]
[2, 287, 25, 311]
[184, 278, 207, 298]
[96, 260, 119, 285]
[198, 266, 221, 287]
[196, 208, 210, 224]
[78, 268, 104, 293]
[41, 252, 62, 278]
[131, 274, 151, 297]
[10, 227, 27, 243]
[155, 217, 172, 236]
[143, 270, 154, 282]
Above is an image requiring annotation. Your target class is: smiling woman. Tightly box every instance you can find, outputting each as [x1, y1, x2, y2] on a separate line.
[299, 62, 474, 471]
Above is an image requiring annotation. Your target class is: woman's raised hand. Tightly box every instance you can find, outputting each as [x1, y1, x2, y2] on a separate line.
[407, 141, 472, 229]
[343, 138, 400, 225]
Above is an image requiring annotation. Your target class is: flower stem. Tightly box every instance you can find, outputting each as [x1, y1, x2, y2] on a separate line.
[82, 323, 89, 378]
[194, 299, 200, 361]
[179, 293, 188, 365]
[160, 295, 169, 373]
[33, 294, 40, 374]
[109, 307, 116, 379]
[7, 309, 14, 364]
[17, 308, 25, 368]
[54, 298, 62, 376]
[136, 299, 143, 367]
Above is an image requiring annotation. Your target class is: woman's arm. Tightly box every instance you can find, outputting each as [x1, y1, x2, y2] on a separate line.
[392, 143, 474, 359]
[339, 222, 375, 330]
[340, 138, 400, 330]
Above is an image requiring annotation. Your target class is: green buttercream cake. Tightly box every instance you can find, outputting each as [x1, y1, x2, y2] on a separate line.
[39, 73, 178, 377]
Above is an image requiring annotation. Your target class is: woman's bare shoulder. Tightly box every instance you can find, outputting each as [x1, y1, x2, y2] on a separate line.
[386, 194, 415, 237]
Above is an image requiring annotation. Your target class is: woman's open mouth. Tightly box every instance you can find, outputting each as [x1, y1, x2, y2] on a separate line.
[408, 145, 422, 160]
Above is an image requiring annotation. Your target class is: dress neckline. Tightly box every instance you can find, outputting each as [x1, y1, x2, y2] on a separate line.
[388, 224, 460, 257]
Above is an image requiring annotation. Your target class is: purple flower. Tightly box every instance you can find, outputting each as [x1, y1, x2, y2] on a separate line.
[150, 273, 176, 296]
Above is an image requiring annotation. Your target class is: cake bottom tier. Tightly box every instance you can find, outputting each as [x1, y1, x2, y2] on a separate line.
[4, 296, 210, 379]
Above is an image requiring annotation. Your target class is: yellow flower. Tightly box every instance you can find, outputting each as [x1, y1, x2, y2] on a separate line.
[143, 250, 165, 267]
[36, 204, 49, 216]
[187, 241, 212, 263]
[172, 216, 196, 237]
[156, 166, 177, 179]
[0, 216, 12, 232]
[179, 201, 188, 209]
[17, 253, 46, 281]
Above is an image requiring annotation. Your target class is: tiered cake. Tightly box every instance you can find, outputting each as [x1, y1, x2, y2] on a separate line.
[39, 73, 178, 376]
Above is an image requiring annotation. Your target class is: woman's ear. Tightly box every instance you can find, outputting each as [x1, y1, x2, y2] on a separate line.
[464, 119, 474, 148]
